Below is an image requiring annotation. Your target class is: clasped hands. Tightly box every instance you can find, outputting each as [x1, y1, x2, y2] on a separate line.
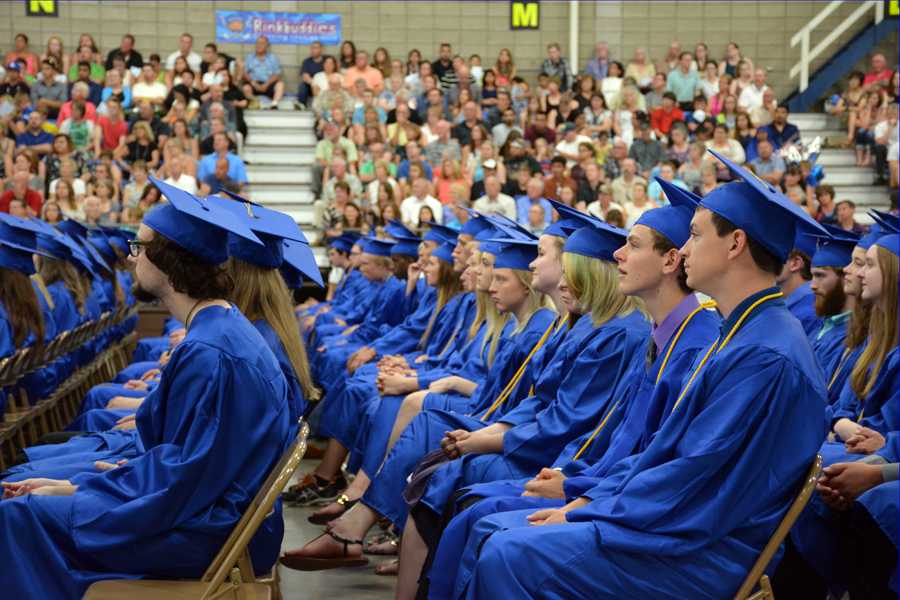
[2, 478, 78, 498]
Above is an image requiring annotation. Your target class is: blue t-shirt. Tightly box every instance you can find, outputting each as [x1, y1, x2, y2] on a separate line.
[198, 153, 247, 184]
[16, 129, 54, 148]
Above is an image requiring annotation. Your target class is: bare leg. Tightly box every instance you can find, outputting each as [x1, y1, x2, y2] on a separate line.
[387, 391, 426, 452]
[308, 470, 371, 522]
[396, 514, 429, 600]
[314, 438, 349, 480]
[272, 80, 285, 105]
[284, 502, 381, 558]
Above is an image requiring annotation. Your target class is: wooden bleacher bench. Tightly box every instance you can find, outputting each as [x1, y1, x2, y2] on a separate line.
[83, 420, 310, 600]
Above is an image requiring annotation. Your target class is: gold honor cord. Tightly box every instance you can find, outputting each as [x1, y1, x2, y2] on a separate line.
[827, 348, 851, 391]
[480, 317, 563, 420]
[670, 292, 783, 415]
[571, 300, 717, 461]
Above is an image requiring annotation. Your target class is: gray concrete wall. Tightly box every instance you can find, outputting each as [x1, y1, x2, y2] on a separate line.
[1, 1, 891, 98]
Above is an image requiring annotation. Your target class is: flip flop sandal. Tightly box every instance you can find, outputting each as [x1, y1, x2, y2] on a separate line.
[307, 494, 358, 525]
[279, 529, 369, 571]
[374, 559, 400, 576]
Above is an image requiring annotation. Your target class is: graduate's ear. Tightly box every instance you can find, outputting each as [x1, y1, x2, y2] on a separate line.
[727, 229, 750, 261]
[660, 247, 682, 277]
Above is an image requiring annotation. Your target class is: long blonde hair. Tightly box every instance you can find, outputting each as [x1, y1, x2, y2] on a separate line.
[229, 259, 320, 402]
[481, 290, 510, 367]
[510, 269, 554, 334]
[419, 255, 462, 348]
[850, 247, 898, 399]
[37, 256, 88, 315]
[562, 252, 644, 326]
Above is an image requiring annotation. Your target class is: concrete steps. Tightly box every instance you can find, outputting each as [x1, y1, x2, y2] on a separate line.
[792, 112, 893, 215]
[240, 109, 318, 246]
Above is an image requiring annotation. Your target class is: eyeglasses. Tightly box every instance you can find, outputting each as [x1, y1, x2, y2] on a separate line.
[128, 240, 147, 257]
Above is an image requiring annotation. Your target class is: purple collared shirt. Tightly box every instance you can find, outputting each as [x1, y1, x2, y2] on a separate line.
[652, 293, 701, 354]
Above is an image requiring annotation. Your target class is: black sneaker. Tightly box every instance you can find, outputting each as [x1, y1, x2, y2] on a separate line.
[289, 474, 348, 507]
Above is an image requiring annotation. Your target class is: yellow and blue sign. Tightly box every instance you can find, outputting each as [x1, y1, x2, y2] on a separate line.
[215, 10, 341, 45]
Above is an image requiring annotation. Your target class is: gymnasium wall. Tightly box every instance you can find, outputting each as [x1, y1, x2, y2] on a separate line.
[2, 1, 887, 97]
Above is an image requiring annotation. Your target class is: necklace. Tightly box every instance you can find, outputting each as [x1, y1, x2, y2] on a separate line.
[184, 299, 205, 330]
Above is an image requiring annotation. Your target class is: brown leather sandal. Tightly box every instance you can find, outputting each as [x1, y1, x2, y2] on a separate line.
[279, 529, 369, 571]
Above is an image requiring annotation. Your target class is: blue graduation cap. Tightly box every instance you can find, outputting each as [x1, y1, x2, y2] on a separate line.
[546, 200, 604, 238]
[390, 237, 420, 258]
[0, 215, 54, 256]
[328, 234, 355, 254]
[811, 225, 860, 268]
[701, 149, 828, 262]
[88, 231, 118, 266]
[57, 219, 90, 241]
[0, 243, 37, 274]
[793, 227, 819, 259]
[361, 236, 395, 257]
[80, 237, 113, 274]
[643, 178, 701, 248]
[484, 214, 537, 241]
[207, 194, 305, 269]
[875, 233, 899, 257]
[488, 237, 539, 270]
[459, 209, 494, 238]
[0, 217, 53, 275]
[433, 240, 456, 264]
[422, 221, 459, 244]
[564, 220, 628, 262]
[143, 176, 262, 265]
[99, 226, 132, 256]
[280, 239, 324, 289]
[385, 219, 419, 240]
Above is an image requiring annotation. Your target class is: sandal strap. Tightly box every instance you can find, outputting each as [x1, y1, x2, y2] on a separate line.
[326, 529, 364, 556]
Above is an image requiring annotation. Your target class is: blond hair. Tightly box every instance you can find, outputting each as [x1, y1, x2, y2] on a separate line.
[562, 252, 644, 326]
[230, 259, 320, 402]
[850, 247, 898, 399]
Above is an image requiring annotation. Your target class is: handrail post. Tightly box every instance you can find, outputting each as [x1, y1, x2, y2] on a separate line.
[800, 31, 810, 92]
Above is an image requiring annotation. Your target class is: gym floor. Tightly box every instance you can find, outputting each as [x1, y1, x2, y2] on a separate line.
[279, 460, 395, 599]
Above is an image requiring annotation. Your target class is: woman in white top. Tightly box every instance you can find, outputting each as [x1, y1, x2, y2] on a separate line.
[600, 61, 625, 109]
[367, 160, 400, 208]
[699, 61, 720, 100]
[729, 60, 754, 99]
[704, 123, 746, 175]
[313, 56, 339, 97]
[623, 180, 657, 228]
[613, 85, 644, 147]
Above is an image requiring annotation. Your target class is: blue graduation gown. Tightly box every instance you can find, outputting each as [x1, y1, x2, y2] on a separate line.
[830, 346, 899, 437]
[790, 436, 899, 591]
[369, 286, 437, 358]
[429, 304, 721, 598]
[361, 310, 648, 531]
[0, 305, 292, 599]
[354, 310, 557, 481]
[463, 289, 827, 600]
[811, 314, 849, 381]
[785, 281, 821, 339]
[313, 275, 408, 385]
[21, 280, 60, 402]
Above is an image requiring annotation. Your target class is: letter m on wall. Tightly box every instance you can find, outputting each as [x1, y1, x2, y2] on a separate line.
[511, 1, 539, 30]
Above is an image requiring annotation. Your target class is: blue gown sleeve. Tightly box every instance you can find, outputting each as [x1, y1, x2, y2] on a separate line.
[68, 341, 291, 547]
[568, 348, 826, 557]
[500, 328, 638, 468]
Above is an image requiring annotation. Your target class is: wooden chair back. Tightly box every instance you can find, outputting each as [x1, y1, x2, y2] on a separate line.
[732, 454, 823, 600]
[200, 420, 310, 600]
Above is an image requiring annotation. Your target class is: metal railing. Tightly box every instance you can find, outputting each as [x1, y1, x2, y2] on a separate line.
[790, 0, 885, 92]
